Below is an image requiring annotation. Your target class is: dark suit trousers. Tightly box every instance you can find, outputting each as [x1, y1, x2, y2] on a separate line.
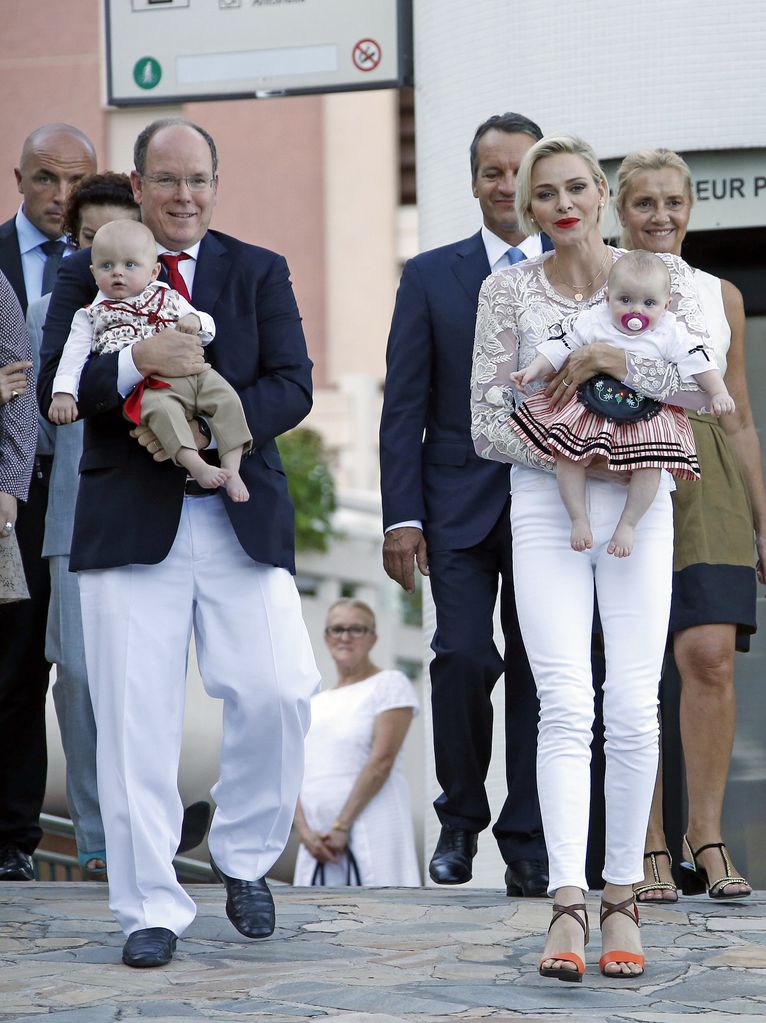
[428, 499, 545, 862]
[0, 460, 52, 853]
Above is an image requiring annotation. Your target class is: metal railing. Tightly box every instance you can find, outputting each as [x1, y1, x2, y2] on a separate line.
[34, 813, 216, 882]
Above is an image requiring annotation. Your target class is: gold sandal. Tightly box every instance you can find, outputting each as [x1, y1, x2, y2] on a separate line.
[633, 849, 678, 903]
[680, 835, 752, 900]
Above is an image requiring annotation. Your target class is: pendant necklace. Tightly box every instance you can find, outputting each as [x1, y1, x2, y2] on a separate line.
[552, 248, 610, 301]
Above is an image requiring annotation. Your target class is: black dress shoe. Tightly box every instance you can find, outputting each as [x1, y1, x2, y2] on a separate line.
[505, 858, 549, 898]
[177, 800, 212, 854]
[211, 859, 275, 938]
[122, 927, 177, 968]
[428, 826, 478, 885]
[0, 846, 35, 881]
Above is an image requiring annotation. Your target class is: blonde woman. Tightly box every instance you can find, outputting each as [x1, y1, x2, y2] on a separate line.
[471, 135, 710, 981]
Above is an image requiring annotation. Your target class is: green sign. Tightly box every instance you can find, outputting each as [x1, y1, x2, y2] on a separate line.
[133, 57, 162, 90]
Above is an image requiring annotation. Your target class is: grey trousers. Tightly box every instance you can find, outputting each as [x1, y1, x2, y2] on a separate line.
[46, 554, 105, 855]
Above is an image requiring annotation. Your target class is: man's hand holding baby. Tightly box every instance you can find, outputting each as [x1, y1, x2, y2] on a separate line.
[132, 325, 209, 379]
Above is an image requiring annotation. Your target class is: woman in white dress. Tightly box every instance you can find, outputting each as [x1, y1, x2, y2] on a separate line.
[293, 599, 421, 887]
[614, 149, 765, 903]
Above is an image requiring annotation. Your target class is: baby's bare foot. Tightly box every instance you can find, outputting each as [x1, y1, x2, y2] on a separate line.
[225, 472, 250, 502]
[194, 464, 231, 490]
[570, 518, 593, 552]
[608, 523, 634, 557]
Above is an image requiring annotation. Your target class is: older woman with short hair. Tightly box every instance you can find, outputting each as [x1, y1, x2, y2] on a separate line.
[615, 148, 764, 903]
[293, 599, 420, 887]
[471, 135, 710, 981]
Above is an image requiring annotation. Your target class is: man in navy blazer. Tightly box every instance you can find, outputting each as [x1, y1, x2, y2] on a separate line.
[380, 113, 550, 896]
[39, 118, 319, 967]
[0, 124, 96, 884]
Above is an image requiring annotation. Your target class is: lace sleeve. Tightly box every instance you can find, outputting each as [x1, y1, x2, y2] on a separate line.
[623, 253, 709, 411]
[470, 273, 552, 470]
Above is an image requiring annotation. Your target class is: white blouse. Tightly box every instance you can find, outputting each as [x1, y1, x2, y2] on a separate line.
[470, 247, 711, 472]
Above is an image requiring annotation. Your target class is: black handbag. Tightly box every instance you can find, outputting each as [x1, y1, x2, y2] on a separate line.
[310, 848, 363, 886]
[576, 374, 662, 423]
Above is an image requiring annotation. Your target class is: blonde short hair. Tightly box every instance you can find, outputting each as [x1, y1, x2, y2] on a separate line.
[515, 134, 609, 238]
[614, 148, 694, 248]
[326, 598, 376, 633]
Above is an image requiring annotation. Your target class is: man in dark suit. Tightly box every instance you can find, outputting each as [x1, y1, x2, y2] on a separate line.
[380, 113, 550, 896]
[39, 118, 319, 968]
[0, 124, 96, 883]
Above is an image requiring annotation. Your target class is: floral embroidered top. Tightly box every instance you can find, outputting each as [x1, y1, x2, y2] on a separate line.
[470, 247, 710, 471]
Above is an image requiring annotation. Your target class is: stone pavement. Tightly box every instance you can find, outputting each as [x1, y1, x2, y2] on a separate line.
[1, 883, 765, 1022]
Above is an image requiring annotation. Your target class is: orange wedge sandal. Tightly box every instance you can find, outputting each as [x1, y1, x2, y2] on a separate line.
[599, 895, 645, 978]
[538, 902, 589, 983]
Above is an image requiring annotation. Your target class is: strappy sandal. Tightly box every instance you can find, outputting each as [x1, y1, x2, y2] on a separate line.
[633, 849, 678, 903]
[680, 835, 752, 900]
[538, 901, 589, 983]
[599, 895, 645, 978]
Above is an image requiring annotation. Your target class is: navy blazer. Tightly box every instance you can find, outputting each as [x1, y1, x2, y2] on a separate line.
[0, 218, 28, 313]
[37, 230, 313, 574]
[380, 231, 512, 552]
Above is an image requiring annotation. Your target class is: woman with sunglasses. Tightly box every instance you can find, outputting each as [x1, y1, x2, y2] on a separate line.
[292, 598, 420, 886]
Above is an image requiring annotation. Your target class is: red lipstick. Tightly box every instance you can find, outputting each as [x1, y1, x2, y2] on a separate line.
[554, 218, 579, 228]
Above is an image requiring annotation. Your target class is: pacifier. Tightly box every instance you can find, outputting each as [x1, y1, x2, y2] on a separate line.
[621, 312, 649, 332]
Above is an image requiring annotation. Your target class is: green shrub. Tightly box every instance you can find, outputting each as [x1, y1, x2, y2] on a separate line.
[276, 428, 337, 552]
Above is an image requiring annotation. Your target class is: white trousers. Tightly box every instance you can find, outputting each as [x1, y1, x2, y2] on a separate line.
[510, 471, 673, 893]
[78, 494, 320, 936]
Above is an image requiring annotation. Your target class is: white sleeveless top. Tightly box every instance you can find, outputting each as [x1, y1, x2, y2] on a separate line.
[694, 269, 730, 376]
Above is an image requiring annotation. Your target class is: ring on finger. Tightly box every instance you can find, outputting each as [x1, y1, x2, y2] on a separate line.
[563, 379, 572, 387]
[2, 520, 13, 533]
[10, 390, 19, 399]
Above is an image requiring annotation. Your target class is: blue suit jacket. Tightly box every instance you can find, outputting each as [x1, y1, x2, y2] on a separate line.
[37, 230, 313, 573]
[381, 231, 530, 552]
[0, 217, 28, 313]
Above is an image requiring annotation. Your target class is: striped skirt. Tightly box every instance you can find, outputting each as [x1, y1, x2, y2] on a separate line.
[511, 391, 701, 480]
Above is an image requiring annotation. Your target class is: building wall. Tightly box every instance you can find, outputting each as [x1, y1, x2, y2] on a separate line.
[414, 0, 766, 250]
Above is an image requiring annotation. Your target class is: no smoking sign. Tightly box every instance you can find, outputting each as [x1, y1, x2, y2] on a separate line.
[352, 38, 382, 72]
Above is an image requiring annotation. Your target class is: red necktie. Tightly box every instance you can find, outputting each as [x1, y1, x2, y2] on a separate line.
[159, 252, 192, 301]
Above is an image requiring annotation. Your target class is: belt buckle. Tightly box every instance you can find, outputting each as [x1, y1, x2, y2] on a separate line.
[184, 477, 215, 497]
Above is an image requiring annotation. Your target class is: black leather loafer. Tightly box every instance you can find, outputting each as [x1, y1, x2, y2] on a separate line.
[211, 859, 275, 938]
[0, 846, 34, 881]
[505, 858, 549, 898]
[428, 825, 478, 885]
[177, 800, 212, 854]
[122, 927, 177, 968]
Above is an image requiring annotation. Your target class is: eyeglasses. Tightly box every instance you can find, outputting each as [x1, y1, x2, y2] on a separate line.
[324, 625, 373, 638]
[142, 174, 215, 192]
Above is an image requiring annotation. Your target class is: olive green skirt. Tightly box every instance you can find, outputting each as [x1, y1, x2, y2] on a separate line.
[669, 412, 757, 651]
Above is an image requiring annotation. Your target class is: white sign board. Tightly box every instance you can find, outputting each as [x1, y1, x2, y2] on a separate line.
[105, 0, 412, 106]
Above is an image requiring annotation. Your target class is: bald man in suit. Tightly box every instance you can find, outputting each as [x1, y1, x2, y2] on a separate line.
[0, 124, 95, 883]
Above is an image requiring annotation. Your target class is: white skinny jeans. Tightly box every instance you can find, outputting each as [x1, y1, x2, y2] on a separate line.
[510, 469, 673, 893]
